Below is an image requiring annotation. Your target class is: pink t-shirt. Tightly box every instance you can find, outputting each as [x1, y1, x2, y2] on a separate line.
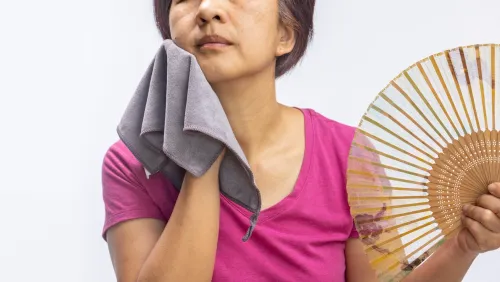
[102, 108, 359, 281]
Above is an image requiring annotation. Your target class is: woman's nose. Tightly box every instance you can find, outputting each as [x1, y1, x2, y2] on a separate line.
[197, 0, 228, 26]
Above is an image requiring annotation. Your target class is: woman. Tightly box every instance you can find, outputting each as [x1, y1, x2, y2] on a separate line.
[102, 0, 500, 281]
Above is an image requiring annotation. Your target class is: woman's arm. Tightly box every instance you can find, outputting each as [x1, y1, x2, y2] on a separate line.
[345, 238, 379, 282]
[399, 237, 477, 282]
[346, 183, 500, 282]
[106, 151, 225, 282]
[345, 237, 476, 282]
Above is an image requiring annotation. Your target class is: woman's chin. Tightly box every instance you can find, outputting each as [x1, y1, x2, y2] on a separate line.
[200, 68, 242, 85]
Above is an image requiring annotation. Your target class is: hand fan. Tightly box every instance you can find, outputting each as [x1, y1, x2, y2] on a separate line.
[346, 43, 500, 281]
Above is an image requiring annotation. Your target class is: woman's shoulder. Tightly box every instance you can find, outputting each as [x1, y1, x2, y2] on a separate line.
[102, 140, 177, 195]
[302, 107, 356, 149]
[297, 108, 358, 183]
[103, 140, 146, 177]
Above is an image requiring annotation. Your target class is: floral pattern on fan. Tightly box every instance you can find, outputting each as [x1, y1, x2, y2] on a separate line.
[355, 204, 387, 245]
[354, 203, 391, 254]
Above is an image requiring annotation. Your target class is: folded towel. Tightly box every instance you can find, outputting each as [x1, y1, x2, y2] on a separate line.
[117, 39, 261, 241]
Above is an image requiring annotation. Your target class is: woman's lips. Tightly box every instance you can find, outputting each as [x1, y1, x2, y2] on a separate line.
[196, 34, 233, 51]
[199, 42, 231, 50]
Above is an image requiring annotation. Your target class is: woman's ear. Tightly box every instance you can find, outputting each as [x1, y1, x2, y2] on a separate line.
[276, 24, 296, 57]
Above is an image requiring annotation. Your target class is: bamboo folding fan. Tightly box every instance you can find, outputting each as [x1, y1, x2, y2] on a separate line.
[346, 43, 500, 281]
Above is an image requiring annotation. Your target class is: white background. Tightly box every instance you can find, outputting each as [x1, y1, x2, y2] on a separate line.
[1, 0, 499, 281]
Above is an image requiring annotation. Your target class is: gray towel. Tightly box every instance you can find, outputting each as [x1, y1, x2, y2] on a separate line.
[117, 39, 261, 241]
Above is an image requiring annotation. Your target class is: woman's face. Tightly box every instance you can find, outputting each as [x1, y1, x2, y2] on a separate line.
[169, 0, 294, 84]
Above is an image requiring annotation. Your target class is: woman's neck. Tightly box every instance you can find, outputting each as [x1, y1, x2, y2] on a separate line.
[211, 70, 286, 160]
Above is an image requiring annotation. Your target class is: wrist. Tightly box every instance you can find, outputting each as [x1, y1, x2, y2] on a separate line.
[449, 235, 480, 260]
[182, 170, 220, 193]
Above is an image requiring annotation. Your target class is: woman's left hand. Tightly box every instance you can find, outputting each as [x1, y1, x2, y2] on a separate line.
[457, 182, 500, 255]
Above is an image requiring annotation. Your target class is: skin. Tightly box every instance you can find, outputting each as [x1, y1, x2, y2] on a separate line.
[106, 0, 500, 281]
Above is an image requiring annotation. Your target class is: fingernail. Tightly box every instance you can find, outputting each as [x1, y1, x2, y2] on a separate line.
[462, 204, 469, 212]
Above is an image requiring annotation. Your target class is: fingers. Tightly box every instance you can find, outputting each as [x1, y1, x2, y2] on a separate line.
[462, 215, 499, 252]
[463, 203, 500, 233]
[476, 193, 500, 216]
[488, 182, 500, 198]
[459, 183, 500, 253]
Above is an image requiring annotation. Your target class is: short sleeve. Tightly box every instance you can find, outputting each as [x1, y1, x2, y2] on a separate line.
[101, 141, 166, 240]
